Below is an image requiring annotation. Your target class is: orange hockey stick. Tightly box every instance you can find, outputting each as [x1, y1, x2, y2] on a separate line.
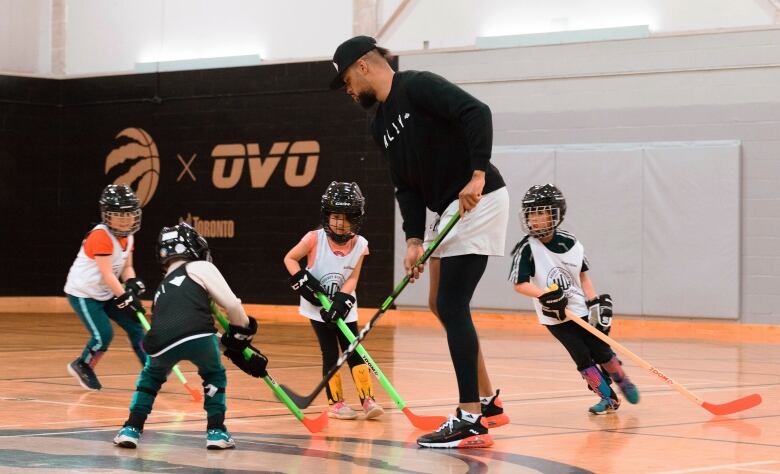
[549, 285, 762, 416]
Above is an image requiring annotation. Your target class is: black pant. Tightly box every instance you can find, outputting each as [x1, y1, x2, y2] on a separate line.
[546, 318, 614, 371]
[436, 254, 488, 404]
[309, 319, 364, 401]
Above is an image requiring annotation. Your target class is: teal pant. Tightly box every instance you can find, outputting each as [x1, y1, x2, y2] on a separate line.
[67, 294, 146, 366]
[129, 335, 226, 422]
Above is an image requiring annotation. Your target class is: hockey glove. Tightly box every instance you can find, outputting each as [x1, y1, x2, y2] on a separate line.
[224, 345, 268, 378]
[113, 290, 145, 316]
[289, 269, 326, 306]
[124, 277, 146, 297]
[220, 316, 258, 352]
[586, 294, 613, 335]
[319, 291, 356, 324]
[539, 286, 568, 321]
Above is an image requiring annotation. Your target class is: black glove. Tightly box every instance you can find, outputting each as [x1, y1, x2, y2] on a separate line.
[223, 345, 268, 378]
[319, 291, 356, 324]
[587, 294, 613, 335]
[124, 277, 146, 297]
[288, 269, 326, 306]
[113, 290, 145, 316]
[539, 286, 568, 321]
[220, 316, 258, 352]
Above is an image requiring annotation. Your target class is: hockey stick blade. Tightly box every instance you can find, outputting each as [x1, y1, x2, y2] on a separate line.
[402, 407, 447, 431]
[702, 393, 762, 416]
[300, 408, 329, 433]
[280, 385, 316, 410]
[183, 383, 203, 402]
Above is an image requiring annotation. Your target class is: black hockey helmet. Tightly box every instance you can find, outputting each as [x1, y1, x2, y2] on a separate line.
[100, 184, 141, 237]
[321, 181, 365, 244]
[156, 222, 211, 266]
[520, 184, 567, 238]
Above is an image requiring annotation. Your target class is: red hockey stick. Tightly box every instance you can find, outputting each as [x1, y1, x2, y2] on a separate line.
[554, 291, 762, 415]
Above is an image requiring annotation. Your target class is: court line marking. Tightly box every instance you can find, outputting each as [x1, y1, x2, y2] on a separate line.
[654, 459, 779, 473]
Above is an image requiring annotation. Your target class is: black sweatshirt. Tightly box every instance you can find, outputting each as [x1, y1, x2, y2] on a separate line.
[371, 70, 505, 240]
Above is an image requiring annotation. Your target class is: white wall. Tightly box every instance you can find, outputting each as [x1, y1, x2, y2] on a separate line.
[397, 28, 780, 324]
[0, 0, 51, 74]
[1, 0, 777, 76]
[379, 0, 776, 52]
[62, 0, 353, 75]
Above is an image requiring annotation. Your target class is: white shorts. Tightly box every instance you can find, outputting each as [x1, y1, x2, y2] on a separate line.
[424, 187, 509, 258]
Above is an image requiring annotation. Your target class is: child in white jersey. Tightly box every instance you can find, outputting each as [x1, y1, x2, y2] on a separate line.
[284, 181, 384, 420]
[508, 184, 640, 414]
[64, 184, 147, 391]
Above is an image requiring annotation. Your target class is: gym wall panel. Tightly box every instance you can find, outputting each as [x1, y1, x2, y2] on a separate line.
[393, 141, 740, 319]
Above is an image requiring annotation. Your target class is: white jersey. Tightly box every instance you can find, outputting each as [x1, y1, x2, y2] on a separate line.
[298, 229, 368, 323]
[64, 224, 132, 301]
[528, 235, 589, 325]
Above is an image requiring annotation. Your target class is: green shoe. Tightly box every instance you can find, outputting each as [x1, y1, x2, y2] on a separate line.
[113, 426, 141, 448]
[589, 397, 620, 415]
[206, 428, 235, 450]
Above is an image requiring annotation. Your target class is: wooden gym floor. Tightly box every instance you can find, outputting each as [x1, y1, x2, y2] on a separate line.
[0, 307, 777, 473]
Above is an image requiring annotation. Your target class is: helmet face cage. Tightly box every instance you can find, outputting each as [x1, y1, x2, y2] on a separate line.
[100, 184, 141, 237]
[520, 184, 566, 238]
[320, 181, 365, 244]
[156, 223, 211, 266]
[520, 205, 562, 238]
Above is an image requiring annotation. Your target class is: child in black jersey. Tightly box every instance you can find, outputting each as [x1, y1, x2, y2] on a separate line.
[114, 223, 268, 449]
[509, 184, 639, 414]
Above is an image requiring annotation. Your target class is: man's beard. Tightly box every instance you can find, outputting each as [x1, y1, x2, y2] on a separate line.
[357, 91, 377, 109]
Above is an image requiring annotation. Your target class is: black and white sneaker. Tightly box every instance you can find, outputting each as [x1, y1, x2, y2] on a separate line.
[417, 408, 493, 449]
[481, 389, 510, 428]
[67, 359, 102, 391]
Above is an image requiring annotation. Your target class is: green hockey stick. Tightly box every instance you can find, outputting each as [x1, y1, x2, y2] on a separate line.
[317, 293, 446, 430]
[210, 302, 328, 433]
[135, 311, 202, 402]
[282, 212, 461, 409]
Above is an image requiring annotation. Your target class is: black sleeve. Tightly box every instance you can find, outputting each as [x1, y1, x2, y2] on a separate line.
[508, 238, 535, 284]
[405, 72, 493, 172]
[582, 254, 590, 272]
[391, 168, 426, 240]
[372, 116, 426, 240]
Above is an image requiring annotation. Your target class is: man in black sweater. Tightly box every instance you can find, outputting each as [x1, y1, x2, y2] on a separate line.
[329, 36, 510, 448]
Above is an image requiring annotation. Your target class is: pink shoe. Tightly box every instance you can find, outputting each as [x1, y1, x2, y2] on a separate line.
[362, 397, 384, 419]
[328, 401, 358, 420]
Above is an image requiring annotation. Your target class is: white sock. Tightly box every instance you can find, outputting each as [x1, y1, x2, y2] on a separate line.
[459, 409, 480, 423]
[480, 396, 491, 405]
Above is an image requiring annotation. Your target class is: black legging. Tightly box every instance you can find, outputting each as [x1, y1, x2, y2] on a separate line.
[546, 318, 614, 371]
[309, 319, 364, 401]
[436, 254, 488, 404]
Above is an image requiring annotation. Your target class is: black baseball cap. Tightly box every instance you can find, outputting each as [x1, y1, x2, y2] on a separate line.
[329, 35, 378, 89]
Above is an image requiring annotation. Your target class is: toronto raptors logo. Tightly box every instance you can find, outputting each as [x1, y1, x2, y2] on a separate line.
[105, 127, 160, 207]
[546, 267, 575, 296]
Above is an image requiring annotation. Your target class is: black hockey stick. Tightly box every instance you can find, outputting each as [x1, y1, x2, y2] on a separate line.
[281, 212, 460, 409]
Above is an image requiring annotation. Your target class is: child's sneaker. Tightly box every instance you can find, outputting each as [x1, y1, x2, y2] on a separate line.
[113, 425, 141, 449]
[618, 380, 640, 404]
[206, 428, 235, 450]
[67, 359, 102, 391]
[328, 401, 358, 420]
[362, 397, 384, 419]
[589, 396, 620, 415]
[417, 408, 493, 449]
[481, 389, 510, 428]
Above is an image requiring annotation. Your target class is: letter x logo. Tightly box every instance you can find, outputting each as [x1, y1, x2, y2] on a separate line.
[177, 153, 197, 182]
